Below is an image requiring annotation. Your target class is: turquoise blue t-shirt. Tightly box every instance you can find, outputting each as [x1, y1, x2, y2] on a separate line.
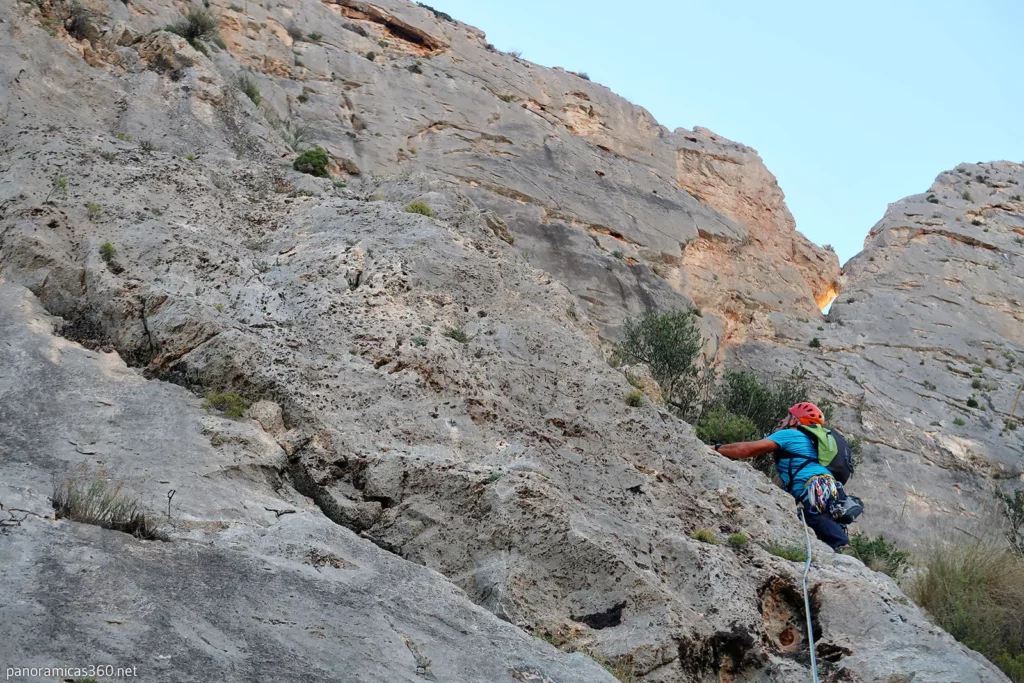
[768, 428, 832, 499]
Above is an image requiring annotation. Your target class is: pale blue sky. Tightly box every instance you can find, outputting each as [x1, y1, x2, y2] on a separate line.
[429, 0, 1024, 263]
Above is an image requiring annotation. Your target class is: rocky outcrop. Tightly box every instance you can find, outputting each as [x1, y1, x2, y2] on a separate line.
[734, 161, 1024, 548]
[0, 0, 1012, 681]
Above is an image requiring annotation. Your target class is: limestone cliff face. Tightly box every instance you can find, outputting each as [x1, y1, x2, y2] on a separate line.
[12, 0, 837, 342]
[0, 0, 1009, 682]
[735, 161, 1024, 547]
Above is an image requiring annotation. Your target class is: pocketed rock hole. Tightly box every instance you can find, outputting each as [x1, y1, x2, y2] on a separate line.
[758, 576, 821, 655]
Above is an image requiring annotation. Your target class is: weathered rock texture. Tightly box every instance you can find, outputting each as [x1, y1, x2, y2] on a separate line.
[735, 162, 1024, 548]
[0, 0, 1013, 681]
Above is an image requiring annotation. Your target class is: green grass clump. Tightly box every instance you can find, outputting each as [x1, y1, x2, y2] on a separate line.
[99, 241, 116, 262]
[444, 327, 468, 343]
[308, 31, 323, 41]
[87, 202, 102, 220]
[809, 337, 821, 348]
[293, 147, 330, 177]
[847, 533, 910, 578]
[768, 543, 806, 562]
[52, 467, 165, 540]
[202, 392, 250, 419]
[953, 417, 966, 426]
[624, 390, 645, 407]
[404, 200, 435, 217]
[909, 540, 1024, 681]
[410, 335, 428, 347]
[690, 529, 717, 545]
[728, 533, 749, 547]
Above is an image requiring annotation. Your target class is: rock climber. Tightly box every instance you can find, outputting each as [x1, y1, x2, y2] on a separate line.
[711, 402, 858, 549]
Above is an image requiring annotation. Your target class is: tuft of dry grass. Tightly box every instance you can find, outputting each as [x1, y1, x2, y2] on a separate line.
[52, 466, 166, 540]
[909, 539, 1024, 681]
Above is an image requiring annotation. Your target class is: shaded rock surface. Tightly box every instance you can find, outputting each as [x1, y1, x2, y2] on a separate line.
[0, 0, 1012, 682]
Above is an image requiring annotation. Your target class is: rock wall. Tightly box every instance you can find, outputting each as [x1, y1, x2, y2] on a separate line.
[0, 0, 1012, 681]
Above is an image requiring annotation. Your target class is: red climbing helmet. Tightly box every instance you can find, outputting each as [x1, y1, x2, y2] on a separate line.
[788, 402, 824, 425]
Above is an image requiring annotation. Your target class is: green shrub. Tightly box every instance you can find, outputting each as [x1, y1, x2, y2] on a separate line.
[308, 31, 323, 41]
[237, 73, 262, 106]
[728, 533, 748, 547]
[809, 337, 821, 348]
[86, 202, 102, 220]
[366, 50, 376, 61]
[293, 147, 330, 177]
[99, 241, 116, 262]
[625, 390, 645, 407]
[954, 417, 966, 426]
[410, 335, 427, 347]
[695, 407, 758, 444]
[713, 369, 817, 438]
[405, 200, 435, 217]
[52, 466, 165, 540]
[967, 397, 979, 409]
[165, 5, 220, 49]
[910, 540, 1024, 681]
[926, 194, 939, 203]
[202, 392, 250, 418]
[924, 380, 937, 390]
[847, 533, 910, 578]
[962, 190, 972, 201]
[444, 327, 468, 343]
[615, 309, 712, 419]
[690, 529, 716, 545]
[768, 543, 806, 562]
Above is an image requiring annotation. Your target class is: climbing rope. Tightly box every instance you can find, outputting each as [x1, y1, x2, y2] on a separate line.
[798, 506, 820, 683]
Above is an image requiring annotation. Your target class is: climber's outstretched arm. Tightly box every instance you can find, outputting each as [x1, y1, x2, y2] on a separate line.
[715, 439, 779, 460]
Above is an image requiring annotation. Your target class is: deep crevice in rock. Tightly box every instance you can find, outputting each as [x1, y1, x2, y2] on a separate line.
[572, 601, 625, 630]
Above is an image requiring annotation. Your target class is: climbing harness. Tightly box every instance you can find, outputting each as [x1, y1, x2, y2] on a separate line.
[798, 505, 820, 683]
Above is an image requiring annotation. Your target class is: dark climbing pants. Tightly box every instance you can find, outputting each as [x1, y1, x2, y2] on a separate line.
[799, 489, 849, 549]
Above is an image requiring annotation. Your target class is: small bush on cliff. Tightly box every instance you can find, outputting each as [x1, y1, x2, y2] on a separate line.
[624, 391, 645, 407]
[848, 533, 910, 577]
[728, 533, 748, 547]
[615, 309, 713, 419]
[293, 147, 330, 177]
[166, 5, 221, 50]
[710, 369, 819, 438]
[405, 201, 435, 217]
[910, 540, 1024, 681]
[99, 241, 116, 262]
[809, 337, 821, 348]
[237, 73, 262, 106]
[690, 529, 716, 544]
[444, 327, 468, 343]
